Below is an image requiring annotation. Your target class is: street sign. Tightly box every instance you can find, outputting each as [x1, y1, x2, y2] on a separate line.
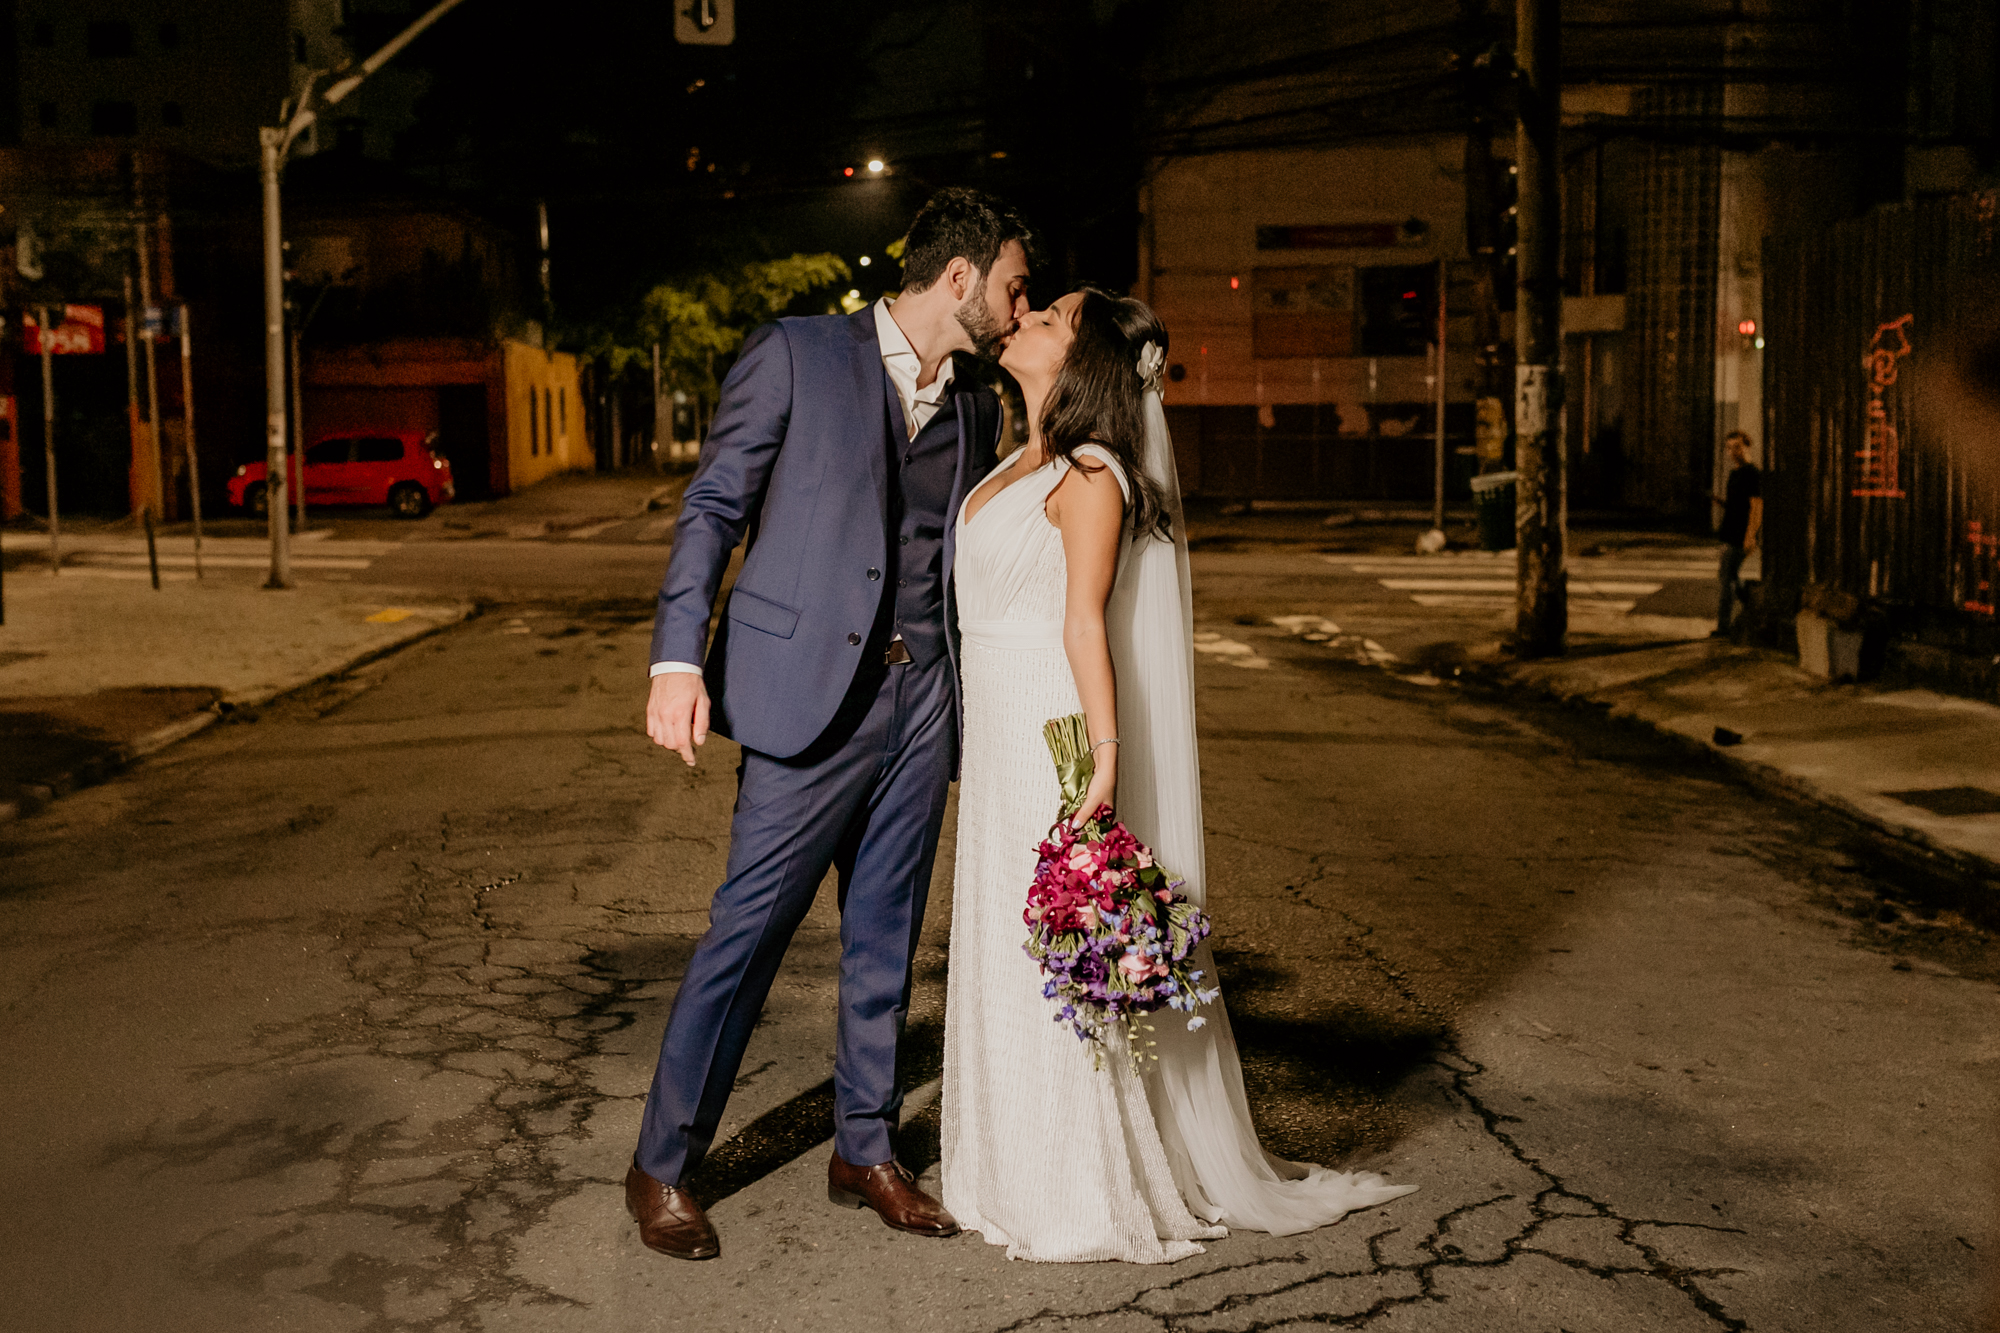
[23, 305, 106, 355]
[674, 0, 733, 44]
[143, 305, 166, 337]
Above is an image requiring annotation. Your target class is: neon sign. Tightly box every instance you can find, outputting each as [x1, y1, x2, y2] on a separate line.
[1967, 520, 1999, 616]
[1854, 314, 1913, 498]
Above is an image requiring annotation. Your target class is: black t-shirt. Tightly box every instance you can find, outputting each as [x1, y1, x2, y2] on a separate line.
[1720, 463, 1761, 546]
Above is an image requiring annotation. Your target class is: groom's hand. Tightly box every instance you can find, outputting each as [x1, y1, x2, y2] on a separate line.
[646, 672, 711, 766]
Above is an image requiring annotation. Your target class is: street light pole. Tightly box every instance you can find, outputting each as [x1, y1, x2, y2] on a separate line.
[260, 126, 290, 587]
[258, 0, 471, 589]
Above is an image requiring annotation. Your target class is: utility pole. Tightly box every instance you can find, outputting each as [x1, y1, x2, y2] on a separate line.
[1513, 0, 1566, 656]
[259, 0, 472, 588]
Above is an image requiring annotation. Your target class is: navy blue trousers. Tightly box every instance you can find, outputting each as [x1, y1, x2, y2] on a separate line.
[635, 653, 956, 1184]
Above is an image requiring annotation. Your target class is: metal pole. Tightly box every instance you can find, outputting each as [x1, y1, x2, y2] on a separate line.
[1513, 0, 1566, 656]
[261, 127, 292, 588]
[123, 272, 145, 517]
[144, 507, 160, 589]
[39, 307, 57, 575]
[651, 341, 662, 470]
[291, 325, 307, 534]
[1434, 256, 1448, 533]
[180, 305, 204, 578]
[136, 217, 166, 520]
[255, 0, 470, 586]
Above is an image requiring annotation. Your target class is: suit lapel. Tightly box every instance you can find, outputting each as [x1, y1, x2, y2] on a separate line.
[849, 309, 892, 529]
[943, 386, 970, 573]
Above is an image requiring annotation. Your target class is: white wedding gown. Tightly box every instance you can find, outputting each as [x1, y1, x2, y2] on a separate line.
[941, 442, 1415, 1264]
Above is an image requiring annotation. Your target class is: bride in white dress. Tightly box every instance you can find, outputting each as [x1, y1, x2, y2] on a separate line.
[941, 287, 1416, 1263]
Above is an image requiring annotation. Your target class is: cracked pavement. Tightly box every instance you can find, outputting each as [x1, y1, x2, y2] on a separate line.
[1, 552, 1994, 1331]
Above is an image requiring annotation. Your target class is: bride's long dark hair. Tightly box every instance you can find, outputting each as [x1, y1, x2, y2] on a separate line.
[1041, 286, 1173, 539]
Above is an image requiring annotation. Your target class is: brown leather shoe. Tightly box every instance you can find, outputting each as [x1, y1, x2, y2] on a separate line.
[625, 1161, 719, 1260]
[827, 1151, 959, 1237]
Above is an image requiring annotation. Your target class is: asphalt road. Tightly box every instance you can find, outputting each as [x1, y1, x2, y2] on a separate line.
[2, 530, 1994, 1332]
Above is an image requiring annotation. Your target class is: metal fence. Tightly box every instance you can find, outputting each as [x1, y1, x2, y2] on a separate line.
[1762, 190, 2000, 656]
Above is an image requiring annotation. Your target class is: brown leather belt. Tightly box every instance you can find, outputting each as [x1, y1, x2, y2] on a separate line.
[884, 639, 912, 665]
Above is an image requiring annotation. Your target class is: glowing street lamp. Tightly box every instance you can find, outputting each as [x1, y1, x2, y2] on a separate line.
[866, 159, 885, 173]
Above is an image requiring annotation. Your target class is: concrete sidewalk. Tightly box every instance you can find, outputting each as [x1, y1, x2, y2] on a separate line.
[1477, 636, 2000, 910]
[407, 468, 685, 543]
[0, 570, 469, 821]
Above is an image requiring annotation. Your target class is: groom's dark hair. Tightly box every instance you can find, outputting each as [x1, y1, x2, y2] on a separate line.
[900, 188, 1035, 293]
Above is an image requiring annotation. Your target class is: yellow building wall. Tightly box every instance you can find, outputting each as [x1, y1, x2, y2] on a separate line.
[502, 340, 589, 490]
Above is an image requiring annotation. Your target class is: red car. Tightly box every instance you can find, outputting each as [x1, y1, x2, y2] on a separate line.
[229, 430, 455, 519]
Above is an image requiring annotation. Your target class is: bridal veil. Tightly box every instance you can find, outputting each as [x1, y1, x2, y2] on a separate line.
[1105, 349, 1417, 1234]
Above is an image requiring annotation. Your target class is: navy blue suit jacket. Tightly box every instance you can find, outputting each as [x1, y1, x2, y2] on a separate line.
[650, 308, 1003, 759]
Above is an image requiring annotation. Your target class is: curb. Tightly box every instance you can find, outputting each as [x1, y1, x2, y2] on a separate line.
[1469, 654, 2000, 923]
[0, 604, 473, 827]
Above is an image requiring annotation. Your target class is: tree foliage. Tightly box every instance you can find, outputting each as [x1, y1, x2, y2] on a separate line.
[631, 252, 852, 402]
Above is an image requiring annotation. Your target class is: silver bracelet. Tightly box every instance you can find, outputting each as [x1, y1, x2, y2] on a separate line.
[1090, 737, 1120, 753]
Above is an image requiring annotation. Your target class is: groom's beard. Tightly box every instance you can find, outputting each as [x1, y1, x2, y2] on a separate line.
[955, 297, 1007, 361]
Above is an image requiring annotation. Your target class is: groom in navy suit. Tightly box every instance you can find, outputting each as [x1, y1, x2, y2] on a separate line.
[626, 188, 1034, 1259]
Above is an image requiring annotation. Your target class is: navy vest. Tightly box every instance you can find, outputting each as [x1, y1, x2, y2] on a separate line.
[880, 370, 960, 668]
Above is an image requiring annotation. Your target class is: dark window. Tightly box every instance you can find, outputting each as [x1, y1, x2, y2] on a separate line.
[293, 31, 307, 63]
[559, 387, 567, 435]
[529, 391, 539, 455]
[31, 20, 53, 46]
[161, 102, 184, 128]
[354, 437, 404, 463]
[86, 20, 134, 57]
[544, 388, 553, 452]
[306, 439, 354, 466]
[37, 102, 58, 129]
[1357, 265, 1438, 358]
[157, 21, 180, 48]
[90, 101, 139, 136]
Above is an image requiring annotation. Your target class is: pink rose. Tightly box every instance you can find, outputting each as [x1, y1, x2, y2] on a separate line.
[1117, 950, 1152, 982]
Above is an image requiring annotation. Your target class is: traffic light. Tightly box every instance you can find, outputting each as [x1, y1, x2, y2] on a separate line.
[675, 0, 733, 45]
[1358, 264, 1438, 357]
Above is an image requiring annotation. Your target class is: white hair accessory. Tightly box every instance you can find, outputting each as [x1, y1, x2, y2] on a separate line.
[1135, 340, 1166, 394]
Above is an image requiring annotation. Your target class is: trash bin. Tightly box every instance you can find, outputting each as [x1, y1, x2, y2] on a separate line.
[1469, 470, 1518, 551]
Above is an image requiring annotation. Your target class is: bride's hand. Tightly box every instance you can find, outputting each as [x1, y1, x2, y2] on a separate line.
[1075, 748, 1118, 826]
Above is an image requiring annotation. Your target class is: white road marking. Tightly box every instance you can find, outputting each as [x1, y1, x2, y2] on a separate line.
[1380, 577, 1662, 595]
[1408, 594, 1637, 613]
[71, 553, 374, 571]
[1192, 633, 1272, 669]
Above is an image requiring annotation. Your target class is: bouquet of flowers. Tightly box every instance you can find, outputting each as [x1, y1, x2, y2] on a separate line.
[1023, 713, 1220, 1071]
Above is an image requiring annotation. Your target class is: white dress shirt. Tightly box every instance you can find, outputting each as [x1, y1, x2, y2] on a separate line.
[651, 299, 951, 677]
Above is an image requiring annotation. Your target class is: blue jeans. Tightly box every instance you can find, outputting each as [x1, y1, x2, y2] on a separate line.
[1717, 544, 1748, 632]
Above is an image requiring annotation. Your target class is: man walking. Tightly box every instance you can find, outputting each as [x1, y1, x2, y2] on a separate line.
[626, 188, 1033, 1260]
[1713, 429, 1763, 637]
